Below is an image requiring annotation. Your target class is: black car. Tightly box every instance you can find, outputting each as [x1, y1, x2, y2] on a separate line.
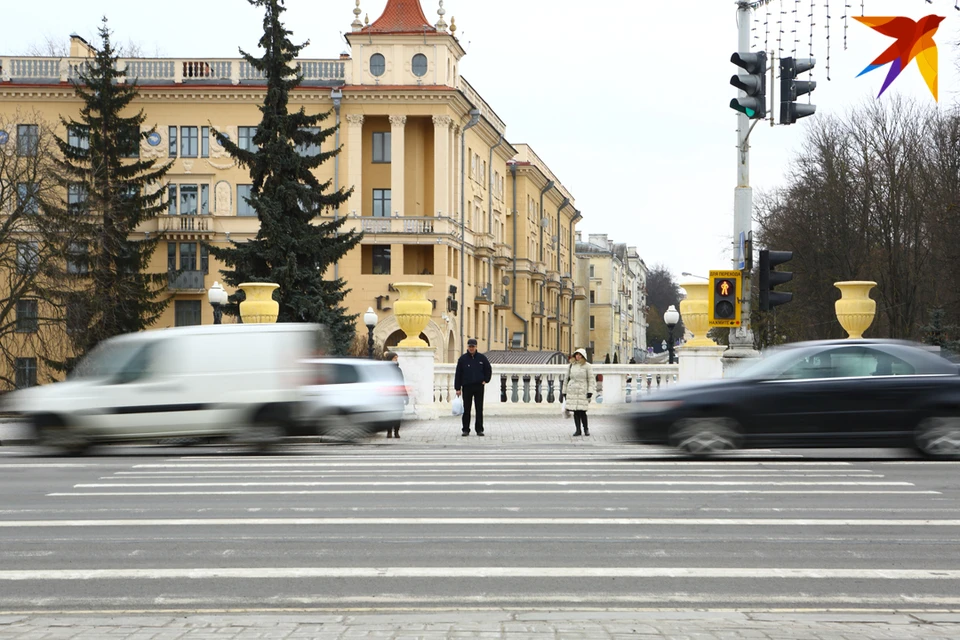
[629, 339, 960, 458]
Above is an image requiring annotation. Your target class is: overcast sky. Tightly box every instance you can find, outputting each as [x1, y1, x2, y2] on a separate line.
[5, 0, 959, 282]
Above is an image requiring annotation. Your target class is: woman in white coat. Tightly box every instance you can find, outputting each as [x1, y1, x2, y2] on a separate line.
[564, 348, 596, 436]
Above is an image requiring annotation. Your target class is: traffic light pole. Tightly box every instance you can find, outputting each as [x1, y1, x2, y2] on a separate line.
[728, 0, 762, 363]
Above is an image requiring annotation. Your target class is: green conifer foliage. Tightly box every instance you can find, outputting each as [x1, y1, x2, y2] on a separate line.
[208, 0, 360, 352]
[44, 19, 172, 360]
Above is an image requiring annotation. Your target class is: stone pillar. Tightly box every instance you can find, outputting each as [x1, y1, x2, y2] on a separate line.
[345, 114, 364, 217]
[389, 115, 406, 217]
[679, 345, 726, 382]
[432, 115, 452, 217]
[394, 347, 438, 420]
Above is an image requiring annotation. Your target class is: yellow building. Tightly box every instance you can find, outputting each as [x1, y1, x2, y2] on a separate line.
[576, 233, 648, 363]
[0, 0, 584, 387]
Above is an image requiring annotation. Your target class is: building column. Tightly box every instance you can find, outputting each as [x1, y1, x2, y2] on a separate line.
[389, 115, 406, 217]
[345, 114, 364, 216]
[432, 115, 452, 217]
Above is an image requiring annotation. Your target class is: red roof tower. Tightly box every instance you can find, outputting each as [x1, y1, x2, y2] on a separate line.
[362, 0, 436, 35]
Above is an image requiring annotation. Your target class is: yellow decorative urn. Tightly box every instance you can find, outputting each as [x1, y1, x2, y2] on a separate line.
[238, 282, 280, 324]
[393, 282, 433, 347]
[834, 281, 876, 339]
[678, 281, 717, 347]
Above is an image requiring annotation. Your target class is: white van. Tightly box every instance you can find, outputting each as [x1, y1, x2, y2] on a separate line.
[2, 323, 323, 453]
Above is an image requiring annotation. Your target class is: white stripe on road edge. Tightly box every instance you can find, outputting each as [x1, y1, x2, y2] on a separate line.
[72, 481, 913, 487]
[48, 489, 938, 496]
[132, 461, 860, 468]
[0, 567, 959, 580]
[2, 517, 958, 527]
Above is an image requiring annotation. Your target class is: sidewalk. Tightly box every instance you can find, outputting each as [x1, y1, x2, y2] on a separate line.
[0, 414, 635, 447]
[0, 609, 958, 639]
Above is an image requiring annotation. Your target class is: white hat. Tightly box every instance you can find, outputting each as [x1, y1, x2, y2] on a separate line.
[574, 348, 588, 360]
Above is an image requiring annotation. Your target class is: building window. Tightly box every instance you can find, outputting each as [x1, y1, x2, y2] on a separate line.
[589, 315, 595, 330]
[372, 131, 391, 163]
[373, 188, 391, 217]
[167, 184, 209, 215]
[174, 300, 201, 327]
[16, 242, 39, 274]
[68, 183, 88, 214]
[201, 126, 209, 158]
[14, 358, 37, 389]
[589, 265, 595, 278]
[238, 126, 257, 152]
[167, 243, 176, 271]
[119, 125, 140, 159]
[372, 246, 391, 275]
[67, 125, 89, 151]
[589, 290, 596, 304]
[370, 53, 386, 77]
[17, 124, 39, 157]
[17, 183, 39, 215]
[412, 53, 428, 77]
[296, 127, 321, 157]
[16, 299, 38, 333]
[237, 185, 255, 216]
[168, 126, 177, 157]
[179, 242, 197, 271]
[180, 126, 198, 158]
[67, 242, 89, 275]
[200, 244, 209, 274]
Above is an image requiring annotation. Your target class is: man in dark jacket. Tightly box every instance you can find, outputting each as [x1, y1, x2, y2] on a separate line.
[454, 338, 493, 436]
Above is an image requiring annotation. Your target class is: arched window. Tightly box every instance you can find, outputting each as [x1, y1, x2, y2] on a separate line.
[412, 54, 428, 77]
[370, 53, 386, 77]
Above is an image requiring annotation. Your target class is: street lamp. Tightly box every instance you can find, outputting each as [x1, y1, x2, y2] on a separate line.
[363, 307, 378, 359]
[663, 304, 680, 365]
[207, 281, 228, 325]
[681, 272, 709, 280]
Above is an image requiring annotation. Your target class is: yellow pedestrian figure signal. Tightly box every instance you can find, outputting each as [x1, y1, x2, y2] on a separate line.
[709, 270, 742, 327]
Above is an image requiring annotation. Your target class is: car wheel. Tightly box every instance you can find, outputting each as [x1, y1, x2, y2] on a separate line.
[668, 417, 742, 456]
[915, 416, 960, 459]
[37, 424, 90, 456]
[234, 423, 285, 451]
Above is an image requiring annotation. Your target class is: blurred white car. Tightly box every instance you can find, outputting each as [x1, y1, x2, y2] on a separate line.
[298, 358, 407, 440]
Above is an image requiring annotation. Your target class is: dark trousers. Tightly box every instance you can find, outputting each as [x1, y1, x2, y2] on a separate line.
[573, 410, 588, 433]
[461, 383, 485, 433]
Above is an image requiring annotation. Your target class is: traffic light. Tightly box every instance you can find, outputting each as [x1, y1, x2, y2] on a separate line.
[780, 57, 816, 125]
[730, 51, 767, 119]
[708, 270, 742, 327]
[759, 249, 794, 311]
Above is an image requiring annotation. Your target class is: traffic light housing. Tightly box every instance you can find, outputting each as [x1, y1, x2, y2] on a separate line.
[708, 270, 742, 327]
[759, 249, 794, 311]
[780, 57, 816, 125]
[730, 51, 767, 119]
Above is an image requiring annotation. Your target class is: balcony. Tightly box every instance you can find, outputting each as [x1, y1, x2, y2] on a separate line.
[573, 285, 587, 301]
[168, 270, 205, 292]
[475, 283, 494, 305]
[159, 215, 213, 240]
[495, 290, 511, 309]
[546, 270, 561, 290]
[493, 243, 513, 267]
[530, 300, 545, 317]
[529, 262, 546, 282]
[474, 234, 494, 258]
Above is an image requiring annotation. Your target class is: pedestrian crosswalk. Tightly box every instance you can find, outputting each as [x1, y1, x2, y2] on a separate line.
[1, 444, 959, 613]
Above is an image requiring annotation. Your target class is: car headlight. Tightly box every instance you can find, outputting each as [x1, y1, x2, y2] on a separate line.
[634, 400, 683, 413]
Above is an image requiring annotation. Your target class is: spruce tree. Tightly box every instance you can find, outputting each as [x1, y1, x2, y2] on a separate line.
[44, 19, 171, 360]
[208, 0, 360, 351]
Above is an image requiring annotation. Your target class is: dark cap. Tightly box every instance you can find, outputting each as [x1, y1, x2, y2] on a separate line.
[467, 338, 478, 347]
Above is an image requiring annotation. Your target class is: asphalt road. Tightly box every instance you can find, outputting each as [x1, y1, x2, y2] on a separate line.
[0, 437, 959, 617]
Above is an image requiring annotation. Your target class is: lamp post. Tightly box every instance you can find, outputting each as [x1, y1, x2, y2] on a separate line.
[207, 281, 227, 325]
[663, 304, 680, 365]
[363, 307, 378, 359]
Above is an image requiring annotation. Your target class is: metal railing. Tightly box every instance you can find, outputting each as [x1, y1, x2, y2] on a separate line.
[167, 270, 205, 291]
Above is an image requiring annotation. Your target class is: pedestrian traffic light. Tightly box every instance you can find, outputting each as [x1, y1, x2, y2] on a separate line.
[759, 249, 794, 311]
[780, 57, 816, 125]
[730, 51, 767, 119]
[708, 270, 742, 327]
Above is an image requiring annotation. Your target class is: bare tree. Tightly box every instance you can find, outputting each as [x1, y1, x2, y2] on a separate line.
[0, 112, 79, 390]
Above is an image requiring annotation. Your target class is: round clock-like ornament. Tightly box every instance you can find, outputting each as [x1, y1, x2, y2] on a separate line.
[0, 130, 8, 145]
[147, 132, 161, 146]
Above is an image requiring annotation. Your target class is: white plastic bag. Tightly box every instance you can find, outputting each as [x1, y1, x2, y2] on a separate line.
[452, 395, 464, 416]
[561, 398, 571, 419]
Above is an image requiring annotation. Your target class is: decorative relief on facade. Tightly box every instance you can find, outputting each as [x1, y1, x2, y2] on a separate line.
[139, 130, 165, 160]
[432, 115, 453, 128]
[209, 125, 236, 159]
[388, 115, 407, 127]
[215, 180, 231, 216]
[182, 160, 194, 174]
[206, 159, 236, 170]
[345, 114, 365, 126]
